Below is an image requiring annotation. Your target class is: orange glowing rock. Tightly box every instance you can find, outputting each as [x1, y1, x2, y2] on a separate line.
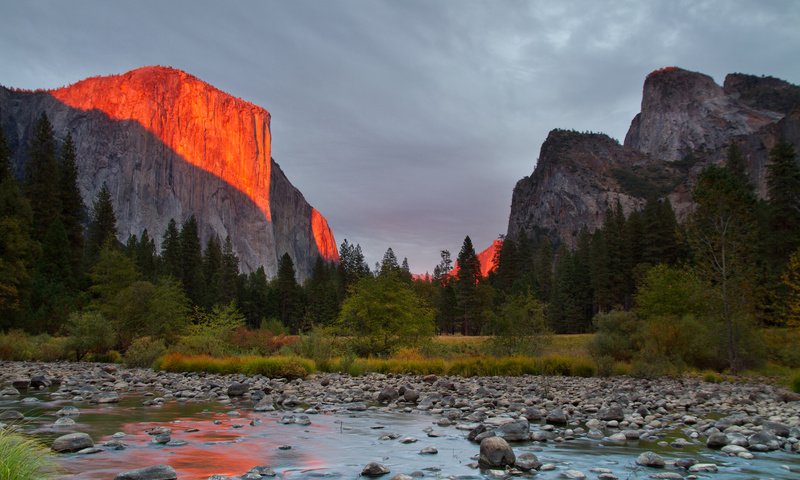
[312, 208, 340, 262]
[48, 65, 338, 266]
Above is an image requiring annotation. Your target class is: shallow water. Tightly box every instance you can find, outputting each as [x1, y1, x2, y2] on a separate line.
[2, 392, 799, 479]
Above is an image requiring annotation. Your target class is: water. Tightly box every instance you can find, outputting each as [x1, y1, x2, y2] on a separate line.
[2, 392, 799, 479]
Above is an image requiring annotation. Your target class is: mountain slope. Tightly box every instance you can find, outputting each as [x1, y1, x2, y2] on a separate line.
[0, 66, 337, 278]
[508, 67, 800, 244]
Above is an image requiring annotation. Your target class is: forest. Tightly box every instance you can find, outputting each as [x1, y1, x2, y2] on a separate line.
[2, 113, 800, 380]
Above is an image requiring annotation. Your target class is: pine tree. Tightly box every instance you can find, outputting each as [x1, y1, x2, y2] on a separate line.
[766, 142, 800, 265]
[219, 236, 240, 305]
[379, 247, 400, 277]
[241, 266, 269, 328]
[493, 237, 518, 294]
[179, 215, 204, 306]
[455, 235, 481, 335]
[782, 248, 800, 328]
[726, 142, 750, 189]
[0, 127, 38, 328]
[25, 113, 61, 242]
[276, 252, 303, 332]
[58, 133, 85, 278]
[202, 235, 223, 308]
[136, 229, 157, 281]
[86, 183, 118, 261]
[688, 164, 759, 372]
[160, 219, 182, 279]
[304, 257, 340, 325]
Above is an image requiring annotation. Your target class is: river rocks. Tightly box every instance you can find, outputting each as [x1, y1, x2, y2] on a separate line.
[706, 432, 729, 448]
[403, 389, 419, 403]
[515, 452, 541, 471]
[56, 406, 80, 416]
[419, 446, 438, 454]
[378, 387, 399, 404]
[54, 416, 76, 426]
[30, 375, 50, 389]
[598, 405, 624, 422]
[479, 436, 516, 468]
[52, 432, 94, 452]
[562, 470, 587, 479]
[227, 382, 248, 397]
[114, 464, 178, 480]
[254, 396, 275, 412]
[97, 393, 121, 403]
[688, 463, 718, 473]
[635, 451, 665, 468]
[361, 462, 391, 476]
[0, 410, 24, 420]
[546, 408, 568, 425]
[0, 387, 19, 396]
[495, 418, 530, 441]
[761, 421, 790, 437]
[11, 378, 30, 389]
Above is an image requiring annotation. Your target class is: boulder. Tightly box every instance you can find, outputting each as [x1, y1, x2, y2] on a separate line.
[113, 465, 178, 480]
[496, 418, 530, 441]
[361, 462, 390, 477]
[515, 452, 541, 471]
[479, 436, 516, 468]
[52, 433, 94, 453]
[706, 432, 729, 448]
[635, 451, 665, 468]
[598, 405, 624, 422]
[227, 382, 248, 397]
[546, 408, 568, 424]
[377, 387, 399, 404]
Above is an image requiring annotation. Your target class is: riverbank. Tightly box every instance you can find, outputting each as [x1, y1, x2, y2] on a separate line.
[1, 361, 799, 478]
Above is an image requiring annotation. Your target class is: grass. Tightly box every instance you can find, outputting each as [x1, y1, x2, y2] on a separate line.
[156, 353, 315, 379]
[157, 351, 596, 378]
[0, 428, 55, 480]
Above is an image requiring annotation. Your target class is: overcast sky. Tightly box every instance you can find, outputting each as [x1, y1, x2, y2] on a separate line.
[2, 1, 799, 273]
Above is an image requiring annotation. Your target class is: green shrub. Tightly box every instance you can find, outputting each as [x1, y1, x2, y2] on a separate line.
[64, 311, 115, 361]
[589, 310, 640, 362]
[0, 428, 54, 480]
[124, 337, 167, 368]
[175, 334, 231, 357]
[0, 330, 34, 360]
[762, 329, 800, 367]
[790, 372, 800, 393]
[31, 335, 70, 362]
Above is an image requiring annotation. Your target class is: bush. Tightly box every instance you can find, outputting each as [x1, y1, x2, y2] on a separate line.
[791, 372, 800, 393]
[763, 328, 800, 367]
[228, 327, 297, 355]
[0, 330, 34, 360]
[0, 429, 54, 480]
[156, 353, 314, 379]
[124, 337, 167, 368]
[485, 292, 551, 356]
[637, 314, 719, 370]
[589, 310, 640, 362]
[64, 311, 115, 361]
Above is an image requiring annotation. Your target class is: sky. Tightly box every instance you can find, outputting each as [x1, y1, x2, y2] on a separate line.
[2, 1, 800, 273]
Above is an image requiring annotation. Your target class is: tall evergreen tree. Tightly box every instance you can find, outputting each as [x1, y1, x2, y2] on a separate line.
[178, 215, 204, 306]
[219, 236, 240, 305]
[379, 247, 400, 277]
[726, 142, 750, 189]
[202, 235, 223, 308]
[766, 142, 800, 265]
[160, 219, 182, 279]
[58, 133, 85, 279]
[0, 127, 38, 328]
[86, 183, 117, 261]
[241, 266, 269, 328]
[136, 229, 157, 281]
[276, 252, 303, 332]
[688, 164, 759, 372]
[304, 257, 341, 325]
[455, 235, 482, 335]
[25, 113, 60, 242]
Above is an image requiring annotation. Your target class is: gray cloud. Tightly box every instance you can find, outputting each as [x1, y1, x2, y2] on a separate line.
[2, 0, 799, 272]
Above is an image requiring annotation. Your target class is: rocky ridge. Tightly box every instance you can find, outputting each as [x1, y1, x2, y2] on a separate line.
[0, 66, 338, 278]
[508, 67, 800, 244]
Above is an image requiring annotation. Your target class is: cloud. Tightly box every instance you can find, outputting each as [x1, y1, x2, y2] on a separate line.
[2, 0, 799, 272]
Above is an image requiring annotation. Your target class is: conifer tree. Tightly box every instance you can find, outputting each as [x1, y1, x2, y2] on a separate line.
[136, 229, 157, 281]
[766, 142, 800, 265]
[58, 133, 85, 278]
[782, 248, 800, 328]
[219, 236, 240, 305]
[25, 113, 60, 241]
[160, 219, 182, 279]
[86, 183, 118, 261]
[455, 235, 481, 335]
[276, 252, 303, 332]
[202, 235, 223, 308]
[379, 247, 400, 277]
[304, 257, 340, 324]
[178, 215, 204, 306]
[0, 127, 38, 328]
[726, 143, 750, 189]
[241, 266, 269, 328]
[688, 164, 759, 372]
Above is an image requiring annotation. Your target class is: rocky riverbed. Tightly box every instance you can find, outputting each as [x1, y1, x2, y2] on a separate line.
[1, 361, 799, 479]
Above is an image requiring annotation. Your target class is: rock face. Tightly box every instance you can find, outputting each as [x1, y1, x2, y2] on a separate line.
[508, 67, 800, 244]
[0, 66, 337, 278]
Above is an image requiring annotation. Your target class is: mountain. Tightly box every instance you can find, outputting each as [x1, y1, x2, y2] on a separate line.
[0, 66, 338, 279]
[508, 67, 800, 245]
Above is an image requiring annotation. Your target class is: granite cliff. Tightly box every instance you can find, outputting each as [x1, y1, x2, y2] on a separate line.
[0, 66, 338, 278]
[508, 67, 800, 245]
